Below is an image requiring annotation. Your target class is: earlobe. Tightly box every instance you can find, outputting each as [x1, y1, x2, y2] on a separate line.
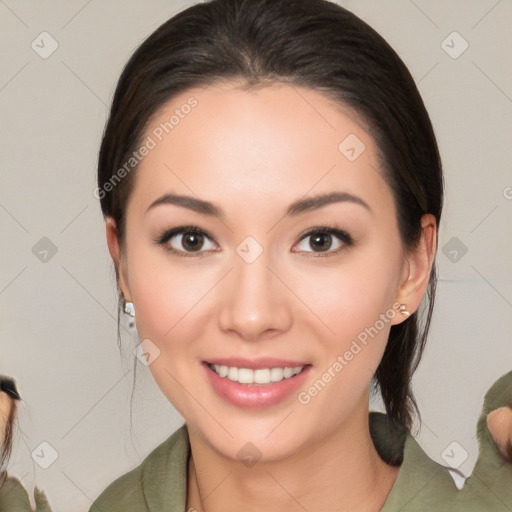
[105, 217, 132, 302]
[393, 214, 437, 324]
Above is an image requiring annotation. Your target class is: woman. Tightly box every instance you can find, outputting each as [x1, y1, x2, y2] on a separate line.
[85, 0, 512, 510]
[87, 0, 512, 510]
[4, 0, 510, 510]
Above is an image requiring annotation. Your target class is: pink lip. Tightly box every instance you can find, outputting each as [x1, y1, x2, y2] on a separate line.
[204, 357, 310, 370]
[202, 361, 312, 409]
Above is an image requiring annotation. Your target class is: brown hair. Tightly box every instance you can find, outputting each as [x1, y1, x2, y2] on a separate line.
[97, 0, 443, 430]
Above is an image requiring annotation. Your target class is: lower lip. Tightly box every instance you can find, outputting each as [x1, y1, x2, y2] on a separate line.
[203, 362, 312, 409]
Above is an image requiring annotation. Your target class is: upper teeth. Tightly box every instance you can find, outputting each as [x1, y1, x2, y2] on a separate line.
[210, 365, 304, 384]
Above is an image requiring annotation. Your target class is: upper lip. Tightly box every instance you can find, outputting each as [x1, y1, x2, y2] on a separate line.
[204, 358, 311, 370]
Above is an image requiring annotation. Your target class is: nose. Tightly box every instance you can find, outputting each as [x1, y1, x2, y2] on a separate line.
[218, 248, 293, 342]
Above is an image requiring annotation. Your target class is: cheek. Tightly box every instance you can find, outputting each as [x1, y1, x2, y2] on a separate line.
[125, 245, 220, 411]
[126, 239, 222, 361]
[300, 246, 403, 403]
[299, 242, 403, 343]
[292, 248, 403, 415]
[130, 260, 213, 341]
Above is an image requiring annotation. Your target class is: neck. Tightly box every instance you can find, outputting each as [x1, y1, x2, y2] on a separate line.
[186, 398, 400, 512]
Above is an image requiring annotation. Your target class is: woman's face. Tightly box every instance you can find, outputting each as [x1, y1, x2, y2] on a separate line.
[110, 82, 421, 461]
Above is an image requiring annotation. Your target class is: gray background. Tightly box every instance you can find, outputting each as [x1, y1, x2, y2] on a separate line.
[1, 0, 511, 510]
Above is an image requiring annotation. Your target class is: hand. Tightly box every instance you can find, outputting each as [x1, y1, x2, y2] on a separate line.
[487, 404, 512, 462]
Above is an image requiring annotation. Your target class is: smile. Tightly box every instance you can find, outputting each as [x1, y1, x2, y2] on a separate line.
[203, 361, 313, 409]
[208, 364, 305, 385]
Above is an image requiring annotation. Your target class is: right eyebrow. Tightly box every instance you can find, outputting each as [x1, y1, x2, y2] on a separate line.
[146, 194, 223, 218]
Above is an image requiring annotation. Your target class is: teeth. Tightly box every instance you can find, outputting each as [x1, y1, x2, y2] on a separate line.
[211, 364, 304, 384]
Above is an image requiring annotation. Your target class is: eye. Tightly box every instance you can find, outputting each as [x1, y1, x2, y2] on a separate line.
[292, 225, 353, 257]
[154, 226, 218, 257]
[155, 224, 354, 258]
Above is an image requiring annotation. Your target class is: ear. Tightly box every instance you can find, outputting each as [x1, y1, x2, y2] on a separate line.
[392, 213, 437, 326]
[105, 217, 132, 302]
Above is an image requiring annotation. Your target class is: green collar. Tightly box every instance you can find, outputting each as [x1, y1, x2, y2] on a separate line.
[140, 412, 458, 512]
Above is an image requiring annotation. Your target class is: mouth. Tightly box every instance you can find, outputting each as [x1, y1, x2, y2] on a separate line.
[201, 360, 313, 409]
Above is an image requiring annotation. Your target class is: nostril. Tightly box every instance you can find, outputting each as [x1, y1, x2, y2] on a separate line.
[0, 377, 21, 400]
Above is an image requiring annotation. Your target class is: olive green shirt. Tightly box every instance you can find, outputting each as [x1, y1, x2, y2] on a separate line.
[1, 371, 511, 511]
[0, 473, 51, 512]
[87, 371, 512, 511]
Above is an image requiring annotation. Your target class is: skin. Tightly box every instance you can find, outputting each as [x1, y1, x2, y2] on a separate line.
[106, 82, 436, 512]
[0, 391, 11, 445]
[487, 406, 512, 462]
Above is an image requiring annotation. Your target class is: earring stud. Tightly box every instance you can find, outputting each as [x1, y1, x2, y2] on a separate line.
[123, 300, 135, 317]
[398, 304, 410, 317]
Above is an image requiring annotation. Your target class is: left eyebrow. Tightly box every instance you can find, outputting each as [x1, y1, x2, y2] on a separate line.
[286, 192, 372, 216]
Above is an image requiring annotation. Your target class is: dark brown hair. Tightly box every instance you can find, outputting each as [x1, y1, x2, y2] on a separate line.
[97, 0, 443, 431]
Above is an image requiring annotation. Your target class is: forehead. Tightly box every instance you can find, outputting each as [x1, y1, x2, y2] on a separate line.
[131, 82, 392, 217]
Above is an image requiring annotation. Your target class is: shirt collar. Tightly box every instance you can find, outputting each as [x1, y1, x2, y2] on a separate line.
[145, 412, 458, 512]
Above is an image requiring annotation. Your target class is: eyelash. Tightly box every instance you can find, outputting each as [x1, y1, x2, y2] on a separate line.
[153, 224, 354, 258]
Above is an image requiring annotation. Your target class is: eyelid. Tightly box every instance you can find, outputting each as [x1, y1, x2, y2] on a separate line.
[155, 225, 213, 243]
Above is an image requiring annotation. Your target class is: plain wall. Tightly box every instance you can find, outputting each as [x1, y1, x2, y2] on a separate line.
[1, 0, 511, 510]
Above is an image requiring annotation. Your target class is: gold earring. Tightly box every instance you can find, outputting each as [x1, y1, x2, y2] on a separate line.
[398, 304, 410, 317]
[123, 300, 135, 317]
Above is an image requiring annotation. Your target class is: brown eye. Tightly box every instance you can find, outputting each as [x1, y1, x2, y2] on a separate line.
[155, 226, 217, 256]
[181, 231, 204, 251]
[293, 227, 353, 256]
[309, 233, 333, 252]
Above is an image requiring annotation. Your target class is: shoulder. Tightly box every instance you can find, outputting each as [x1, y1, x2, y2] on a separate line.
[372, 413, 459, 512]
[463, 370, 512, 510]
[380, 370, 512, 512]
[0, 473, 52, 512]
[0, 473, 32, 510]
[89, 423, 190, 512]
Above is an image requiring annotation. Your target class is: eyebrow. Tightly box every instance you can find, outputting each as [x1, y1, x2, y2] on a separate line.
[145, 191, 372, 218]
